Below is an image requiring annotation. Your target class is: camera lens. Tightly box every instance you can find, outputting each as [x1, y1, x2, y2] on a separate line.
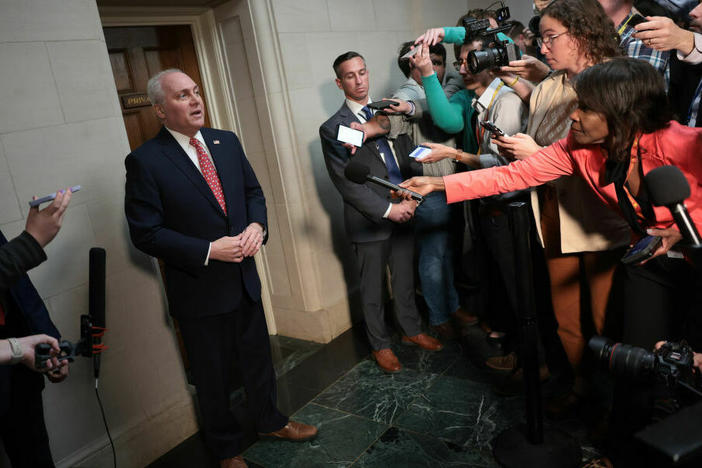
[468, 48, 499, 74]
[589, 335, 656, 379]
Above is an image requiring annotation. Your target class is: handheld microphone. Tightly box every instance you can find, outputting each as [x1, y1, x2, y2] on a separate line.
[644, 165, 701, 247]
[344, 161, 424, 204]
[89, 247, 106, 379]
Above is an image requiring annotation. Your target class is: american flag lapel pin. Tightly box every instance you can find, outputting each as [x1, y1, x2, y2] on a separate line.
[213, 140, 220, 144]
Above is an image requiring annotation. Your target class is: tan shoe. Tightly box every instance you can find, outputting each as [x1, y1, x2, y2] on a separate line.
[372, 348, 402, 372]
[452, 307, 479, 326]
[220, 455, 247, 468]
[401, 333, 443, 351]
[258, 420, 318, 441]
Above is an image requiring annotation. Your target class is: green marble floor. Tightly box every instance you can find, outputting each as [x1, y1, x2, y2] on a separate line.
[242, 332, 594, 468]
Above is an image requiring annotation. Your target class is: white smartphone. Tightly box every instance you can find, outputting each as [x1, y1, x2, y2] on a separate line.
[337, 124, 364, 148]
[409, 145, 432, 159]
[29, 185, 81, 207]
[401, 47, 419, 60]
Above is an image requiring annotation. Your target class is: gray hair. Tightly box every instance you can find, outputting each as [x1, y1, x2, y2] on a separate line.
[146, 68, 184, 105]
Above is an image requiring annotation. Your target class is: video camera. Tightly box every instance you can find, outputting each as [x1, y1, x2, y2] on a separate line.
[589, 336, 700, 392]
[462, 4, 521, 74]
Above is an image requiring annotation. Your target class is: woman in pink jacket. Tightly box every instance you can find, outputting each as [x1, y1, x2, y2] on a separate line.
[402, 57, 702, 350]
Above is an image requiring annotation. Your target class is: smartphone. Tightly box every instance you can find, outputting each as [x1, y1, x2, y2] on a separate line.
[367, 100, 399, 111]
[621, 235, 662, 265]
[409, 145, 432, 159]
[28, 185, 81, 207]
[628, 13, 648, 28]
[400, 47, 419, 60]
[337, 124, 364, 148]
[479, 120, 506, 137]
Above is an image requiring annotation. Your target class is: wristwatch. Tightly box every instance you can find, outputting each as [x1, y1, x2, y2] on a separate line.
[8, 337, 23, 365]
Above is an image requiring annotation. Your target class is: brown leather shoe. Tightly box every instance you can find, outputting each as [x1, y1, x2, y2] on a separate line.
[451, 307, 479, 326]
[258, 420, 318, 441]
[372, 348, 402, 372]
[220, 455, 247, 468]
[401, 333, 443, 351]
[431, 321, 458, 340]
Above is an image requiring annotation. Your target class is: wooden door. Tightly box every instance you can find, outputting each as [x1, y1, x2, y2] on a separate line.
[105, 25, 210, 150]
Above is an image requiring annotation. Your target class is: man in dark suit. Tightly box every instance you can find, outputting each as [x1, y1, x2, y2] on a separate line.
[1, 190, 72, 468]
[124, 69, 316, 468]
[319, 52, 443, 373]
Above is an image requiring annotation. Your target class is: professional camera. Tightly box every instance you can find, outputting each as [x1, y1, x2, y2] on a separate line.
[462, 5, 521, 74]
[589, 335, 699, 390]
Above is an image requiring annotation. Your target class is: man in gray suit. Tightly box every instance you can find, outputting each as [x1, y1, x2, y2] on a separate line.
[319, 51, 442, 373]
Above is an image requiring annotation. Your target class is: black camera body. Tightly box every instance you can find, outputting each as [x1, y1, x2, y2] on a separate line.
[589, 335, 698, 389]
[461, 7, 522, 74]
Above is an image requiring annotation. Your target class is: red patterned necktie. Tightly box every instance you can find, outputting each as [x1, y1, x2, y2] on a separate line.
[189, 138, 227, 214]
[0, 303, 5, 326]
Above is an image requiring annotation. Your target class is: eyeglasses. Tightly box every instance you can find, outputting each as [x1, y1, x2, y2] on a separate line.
[536, 31, 568, 49]
[452, 58, 468, 69]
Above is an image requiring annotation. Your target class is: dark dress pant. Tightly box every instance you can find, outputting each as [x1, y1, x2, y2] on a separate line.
[353, 226, 422, 350]
[177, 295, 287, 459]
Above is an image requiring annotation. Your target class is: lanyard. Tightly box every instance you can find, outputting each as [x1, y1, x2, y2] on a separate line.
[617, 13, 635, 36]
[622, 136, 646, 223]
[475, 82, 504, 156]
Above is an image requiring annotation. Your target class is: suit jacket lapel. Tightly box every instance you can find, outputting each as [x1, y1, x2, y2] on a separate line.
[157, 127, 226, 218]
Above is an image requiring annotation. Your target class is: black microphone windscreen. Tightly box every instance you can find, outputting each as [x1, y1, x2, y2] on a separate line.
[345, 161, 370, 184]
[89, 248, 106, 329]
[645, 165, 691, 206]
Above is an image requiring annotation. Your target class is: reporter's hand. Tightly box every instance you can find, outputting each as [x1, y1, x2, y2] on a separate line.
[25, 188, 73, 248]
[493, 133, 542, 160]
[409, 43, 434, 77]
[492, 133, 542, 159]
[414, 142, 454, 163]
[634, 16, 695, 54]
[383, 98, 412, 114]
[641, 227, 683, 263]
[240, 223, 264, 257]
[499, 55, 550, 83]
[415, 28, 445, 46]
[387, 199, 417, 223]
[398, 176, 444, 197]
[13, 334, 59, 371]
[210, 235, 244, 263]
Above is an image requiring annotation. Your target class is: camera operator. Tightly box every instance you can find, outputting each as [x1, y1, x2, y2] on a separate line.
[1, 188, 72, 468]
[632, 3, 702, 126]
